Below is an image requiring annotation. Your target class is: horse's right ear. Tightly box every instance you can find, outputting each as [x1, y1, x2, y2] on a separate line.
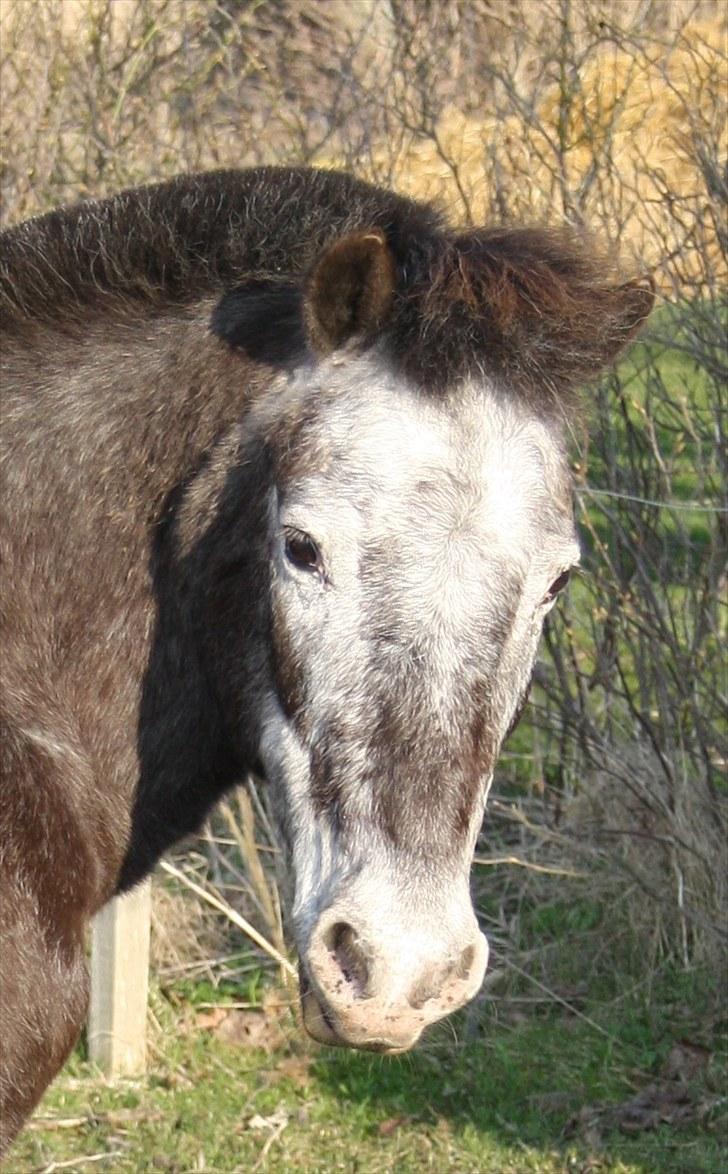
[304, 230, 396, 355]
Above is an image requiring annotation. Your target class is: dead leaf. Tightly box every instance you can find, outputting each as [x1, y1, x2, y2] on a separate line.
[194, 1007, 228, 1032]
[378, 1115, 412, 1136]
[567, 1106, 605, 1149]
[194, 1006, 286, 1051]
[248, 1108, 289, 1173]
[617, 1081, 696, 1132]
[215, 1008, 286, 1051]
[565, 1078, 717, 1141]
[275, 1055, 312, 1088]
[246, 1108, 289, 1132]
[660, 1039, 712, 1083]
[151, 1158, 182, 1173]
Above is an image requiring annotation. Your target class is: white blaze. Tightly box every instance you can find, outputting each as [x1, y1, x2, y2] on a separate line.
[258, 350, 579, 938]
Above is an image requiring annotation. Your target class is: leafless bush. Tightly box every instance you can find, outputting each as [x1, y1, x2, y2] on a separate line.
[1, 0, 725, 979]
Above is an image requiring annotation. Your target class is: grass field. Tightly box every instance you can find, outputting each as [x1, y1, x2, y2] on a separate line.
[12, 960, 726, 1173]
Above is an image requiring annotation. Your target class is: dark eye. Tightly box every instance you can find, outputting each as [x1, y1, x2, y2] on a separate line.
[543, 569, 571, 604]
[284, 528, 321, 573]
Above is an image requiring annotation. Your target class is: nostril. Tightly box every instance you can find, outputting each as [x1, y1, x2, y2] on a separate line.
[324, 922, 369, 997]
[408, 943, 479, 1010]
[407, 972, 441, 1010]
[456, 943, 476, 981]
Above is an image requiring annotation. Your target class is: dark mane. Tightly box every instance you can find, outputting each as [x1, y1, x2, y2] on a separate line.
[0, 167, 652, 408]
[0, 168, 441, 321]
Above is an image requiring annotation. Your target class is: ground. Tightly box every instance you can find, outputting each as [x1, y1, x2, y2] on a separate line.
[13, 965, 727, 1174]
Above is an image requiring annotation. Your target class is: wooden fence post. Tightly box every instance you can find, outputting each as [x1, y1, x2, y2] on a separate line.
[88, 879, 152, 1076]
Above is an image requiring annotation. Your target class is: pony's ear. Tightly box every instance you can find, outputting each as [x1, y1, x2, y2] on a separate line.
[304, 230, 396, 355]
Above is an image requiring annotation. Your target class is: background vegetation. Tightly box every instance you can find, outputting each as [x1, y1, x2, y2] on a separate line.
[1, 1, 725, 1170]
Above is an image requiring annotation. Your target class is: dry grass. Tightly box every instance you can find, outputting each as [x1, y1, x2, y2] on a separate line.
[370, 18, 726, 292]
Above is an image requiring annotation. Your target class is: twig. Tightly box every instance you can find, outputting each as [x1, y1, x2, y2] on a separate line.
[251, 1119, 288, 1171]
[473, 854, 586, 878]
[575, 484, 727, 512]
[194, 1000, 289, 1011]
[37, 1153, 122, 1173]
[29, 1117, 90, 1131]
[159, 860, 296, 979]
[30, 1109, 164, 1132]
[157, 952, 267, 977]
[503, 958, 616, 1042]
[226, 794, 283, 956]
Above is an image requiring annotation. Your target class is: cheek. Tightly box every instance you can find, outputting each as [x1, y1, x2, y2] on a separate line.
[270, 593, 306, 723]
[270, 573, 339, 732]
[504, 678, 533, 740]
[259, 696, 314, 821]
[280, 573, 369, 705]
[491, 613, 545, 733]
[464, 775, 494, 854]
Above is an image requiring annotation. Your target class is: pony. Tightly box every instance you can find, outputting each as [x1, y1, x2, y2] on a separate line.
[0, 167, 653, 1149]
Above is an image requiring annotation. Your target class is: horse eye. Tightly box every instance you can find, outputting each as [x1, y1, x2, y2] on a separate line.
[284, 528, 320, 572]
[543, 569, 571, 604]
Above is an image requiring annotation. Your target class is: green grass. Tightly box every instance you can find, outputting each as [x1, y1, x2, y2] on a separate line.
[498, 297, 726, 794]
[12, 967, 726, 1173]
[578, 299, 724, 579]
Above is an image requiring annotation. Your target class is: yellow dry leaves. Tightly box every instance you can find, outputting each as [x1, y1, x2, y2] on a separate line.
[338, 21, 726, 292]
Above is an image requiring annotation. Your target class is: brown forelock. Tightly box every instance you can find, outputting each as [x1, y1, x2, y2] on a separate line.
[4, 168, 651, 420]
[1, 168, 443, 330]
[387, 227, 654, 404]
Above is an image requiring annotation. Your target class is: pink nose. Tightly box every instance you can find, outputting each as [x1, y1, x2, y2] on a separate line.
[300, 917, 488, 1051]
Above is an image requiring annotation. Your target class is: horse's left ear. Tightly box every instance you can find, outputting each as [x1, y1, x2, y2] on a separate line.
[304, 230, 396, 355]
